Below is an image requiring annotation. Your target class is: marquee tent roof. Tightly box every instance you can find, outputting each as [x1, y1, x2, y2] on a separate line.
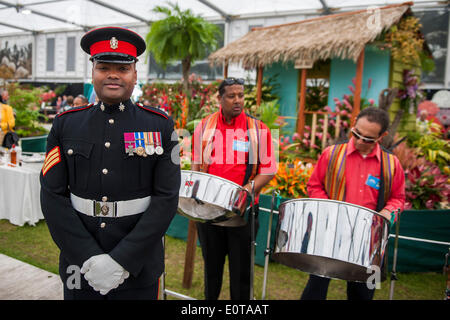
[208, 2, 412, 67]
[0, 0, 443, 36]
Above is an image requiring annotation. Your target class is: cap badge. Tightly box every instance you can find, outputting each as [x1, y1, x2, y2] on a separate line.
[110, 37, 119, 50]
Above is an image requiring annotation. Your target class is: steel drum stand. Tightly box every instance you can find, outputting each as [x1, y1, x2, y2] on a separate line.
[389, 209, 401, 300]
[159, 235, 197, 300]
[249, 180, 256, 300]
[444, 248, 450, 300]
[261, 190, 278, 300]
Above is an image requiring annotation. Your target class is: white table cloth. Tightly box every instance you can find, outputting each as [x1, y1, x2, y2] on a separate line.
[0, 162, 44, 226]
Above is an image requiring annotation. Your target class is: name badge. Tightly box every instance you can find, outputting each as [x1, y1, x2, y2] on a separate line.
[365, 174, 380, 190]
[233, 139, 249, 152]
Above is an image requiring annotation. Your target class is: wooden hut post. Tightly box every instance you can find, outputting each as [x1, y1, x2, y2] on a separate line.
[256, 65, 263, 106]
[350, 48, 365, 126]
[322, 113, 329, 150]
[224, 61, 228, 79]
[296, 68, 308, 137]
[182, 220, 197, 288]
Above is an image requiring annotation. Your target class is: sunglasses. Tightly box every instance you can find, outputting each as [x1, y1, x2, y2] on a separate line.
[351, 128, 378, 144]
[223, 77, 245, 85]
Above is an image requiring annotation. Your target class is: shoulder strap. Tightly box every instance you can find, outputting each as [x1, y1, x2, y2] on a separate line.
[376, 148, 395, 211]
[242, 114, 260, 186]
[199, 112, 220, 173]
[324, 143, 347, 201]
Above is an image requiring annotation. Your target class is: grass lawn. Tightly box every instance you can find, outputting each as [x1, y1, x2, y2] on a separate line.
[0, 219, 446, 300]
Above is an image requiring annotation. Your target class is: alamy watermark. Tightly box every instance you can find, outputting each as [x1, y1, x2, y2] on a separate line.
[366, 265, 381, 290]
[66, 265, 81, 290]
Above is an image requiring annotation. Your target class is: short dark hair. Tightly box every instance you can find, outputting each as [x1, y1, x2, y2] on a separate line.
[66, 95, 74, 105]
[356, 107, 390, 135]
[218, 78, 245, 96]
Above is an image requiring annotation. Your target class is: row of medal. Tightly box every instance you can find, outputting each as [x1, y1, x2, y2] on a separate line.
[124, 132, 163, 157]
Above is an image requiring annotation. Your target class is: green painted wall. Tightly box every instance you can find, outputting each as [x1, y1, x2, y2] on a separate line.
[328, 46, 391, 111]
[264, 61, 299, 133]
[265, 46, 392, 135]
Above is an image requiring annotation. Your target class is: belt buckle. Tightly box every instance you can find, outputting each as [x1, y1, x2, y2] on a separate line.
[94, 201, 117, 217]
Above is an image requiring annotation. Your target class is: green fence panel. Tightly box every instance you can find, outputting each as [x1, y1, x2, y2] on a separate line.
[387, 209, 450, 273]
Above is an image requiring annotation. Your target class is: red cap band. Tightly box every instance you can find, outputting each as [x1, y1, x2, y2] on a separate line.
[90, 40, 137, 58]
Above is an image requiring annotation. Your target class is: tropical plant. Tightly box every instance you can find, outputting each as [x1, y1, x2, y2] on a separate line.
[145, 2, 222, 93]
[380, 15, 426, 65]
[406, 128, 450, 170]
[141, 74, 219, 133]
[7, 83, 48, 137]
[393, 141, 449, 210]
[262, 160, 314, 199]
[254, 99, 287, 131]
[244, 74, 280, 115]
[397, 69, 424, 114]
[305, 79, 329, 111]
[278, 133, 320, 163]
[404, 161, 449, 210]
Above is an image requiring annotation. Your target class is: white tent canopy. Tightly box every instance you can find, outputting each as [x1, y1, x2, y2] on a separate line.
[0, 0, 443, 36]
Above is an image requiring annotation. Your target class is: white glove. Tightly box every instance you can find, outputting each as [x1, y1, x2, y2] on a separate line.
[80, 254, 130, 295]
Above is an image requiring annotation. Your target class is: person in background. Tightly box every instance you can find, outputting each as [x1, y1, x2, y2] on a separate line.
[73, 94, 89, 108]
[60, 95, 74, 113]
[301, 107, 405, 300]
[55, 96, 63, 113]
[0, 89, 15, 145]
[191, 78, 277, 300]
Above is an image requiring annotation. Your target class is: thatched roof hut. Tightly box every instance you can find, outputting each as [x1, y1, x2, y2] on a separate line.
[209, 2, 412, 68]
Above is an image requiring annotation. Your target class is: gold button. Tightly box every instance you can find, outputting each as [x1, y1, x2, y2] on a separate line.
[105, 142, 111, 148]
[109, 119, 114, 124]
[102, 196, 108, 202]
[67, 149, 73, 155]
[102, 168, 108, 175]
[100, 222, 106, 228]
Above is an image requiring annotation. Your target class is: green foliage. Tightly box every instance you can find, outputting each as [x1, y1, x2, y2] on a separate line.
[305, 79, 329, 111]
[7, 83, 48, 137]
[255, 100, 286, 131]
[406, 129, 450, 171]
[244, 74, 280, 114]
[419, 51, 435, 74]
[405, 162, 449, 210]
[141, 75, 219, 133]
[145, 2, 222, 92]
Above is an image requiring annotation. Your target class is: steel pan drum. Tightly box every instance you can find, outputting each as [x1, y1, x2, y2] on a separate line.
[178, 170, 250, 227]
[273, 198, 389, 282]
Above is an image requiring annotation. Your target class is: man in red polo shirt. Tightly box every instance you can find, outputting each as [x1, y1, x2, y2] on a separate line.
[191, 78, 276, 300]
[301, 107, 405, 300]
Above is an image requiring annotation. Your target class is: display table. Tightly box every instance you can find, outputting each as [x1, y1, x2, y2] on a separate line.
[0, 162, 44, 226]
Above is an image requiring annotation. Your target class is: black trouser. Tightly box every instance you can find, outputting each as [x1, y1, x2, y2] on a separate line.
[300, 274, 375, 300]
[63, 280, 159, 300]
[196, 206, 259, 300]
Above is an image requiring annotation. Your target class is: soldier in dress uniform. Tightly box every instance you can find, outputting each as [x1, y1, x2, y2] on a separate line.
[40, 26, 181, 300]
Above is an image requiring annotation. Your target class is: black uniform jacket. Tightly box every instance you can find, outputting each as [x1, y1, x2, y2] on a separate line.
[40, 99, 181, 290]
